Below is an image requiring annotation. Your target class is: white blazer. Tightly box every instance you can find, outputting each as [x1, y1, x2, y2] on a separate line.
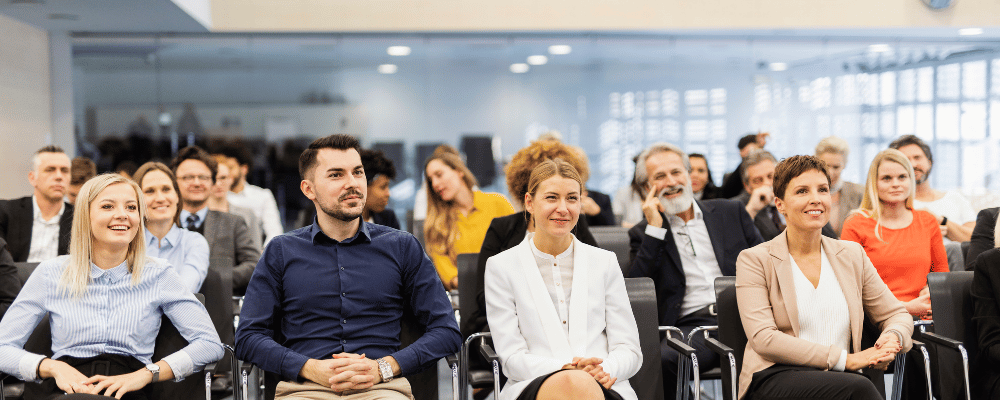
[485, 236, 642, 400]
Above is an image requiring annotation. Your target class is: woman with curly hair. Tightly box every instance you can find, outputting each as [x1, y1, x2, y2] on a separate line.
[424, 152, 514, 290]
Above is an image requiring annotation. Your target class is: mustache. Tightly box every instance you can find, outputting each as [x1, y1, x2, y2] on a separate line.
[658, 185, 685, 197]
[339, 190, 364, 202]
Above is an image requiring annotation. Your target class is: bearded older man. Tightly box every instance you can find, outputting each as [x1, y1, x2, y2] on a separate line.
[625, 142, 763, 400]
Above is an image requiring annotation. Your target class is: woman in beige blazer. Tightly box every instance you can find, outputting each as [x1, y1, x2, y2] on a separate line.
[735, 155, 913, 400]
[486, 159, 642, 400]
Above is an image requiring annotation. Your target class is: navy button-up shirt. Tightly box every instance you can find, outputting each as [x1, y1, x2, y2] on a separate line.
[235, 220, 460, 381]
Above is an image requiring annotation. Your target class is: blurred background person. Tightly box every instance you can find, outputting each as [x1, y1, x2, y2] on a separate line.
[424, 152, 514, 290]
[613, 154, 646, 228]
[688, 153, 720, 200]
[208, 155, 263, 250]
[720, 132, 768, 199]
[814, 136, 863, 237]
[67, 157, 97, 205]
[135, 162, 210, 293]
[0, 145, 74, 263]
[361, 149, 401, 229]
[841, 149, 948, 318]
[221, 145, 284, 245]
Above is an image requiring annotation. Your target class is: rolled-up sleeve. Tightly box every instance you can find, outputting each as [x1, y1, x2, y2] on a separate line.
[157, 265, 224, 380]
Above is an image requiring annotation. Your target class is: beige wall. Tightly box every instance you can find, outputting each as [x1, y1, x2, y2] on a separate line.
[0, 15, 51, 199]
[210, 0, 1000, 32]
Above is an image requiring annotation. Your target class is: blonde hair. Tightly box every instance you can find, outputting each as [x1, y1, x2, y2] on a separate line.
[61, 174, 148, 297]
[525, 158, 585, 229]
[424, 153, 478, 266]
[815, 136, 850, 159]
[854, 149, 915, 241]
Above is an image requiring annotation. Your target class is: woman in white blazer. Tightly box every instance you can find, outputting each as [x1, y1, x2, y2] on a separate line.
[486, 158, 642, 400]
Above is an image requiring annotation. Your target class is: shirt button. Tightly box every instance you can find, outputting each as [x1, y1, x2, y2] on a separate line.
[342, 339, 347, 344]
[562, 321, 567, 324]
[342, 293, 346, 296]
[341, 267, 345, 270]
[343, 319, 347, 324]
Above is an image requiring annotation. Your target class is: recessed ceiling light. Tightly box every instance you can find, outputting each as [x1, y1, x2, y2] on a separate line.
[387, 46, 411, 56]
[510, 63, 530, 73]
[378, 64, 398, 74]
[48, 13, 79, 21]
[868, 44, 892, 53]
[959, 28, 984, 36]
[526, 55, 548, 65]
[769, 62, 787, 72]
[548, 45, 572, 55]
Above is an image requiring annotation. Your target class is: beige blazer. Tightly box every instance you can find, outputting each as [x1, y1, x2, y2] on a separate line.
[485, 236, 642, 400]
[735, 231, 913, 399]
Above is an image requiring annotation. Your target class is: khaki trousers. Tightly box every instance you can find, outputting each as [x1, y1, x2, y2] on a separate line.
[275, 378, 414, 400]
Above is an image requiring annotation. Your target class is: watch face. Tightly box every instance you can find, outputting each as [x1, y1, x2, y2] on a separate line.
[922, 0, 953, 9]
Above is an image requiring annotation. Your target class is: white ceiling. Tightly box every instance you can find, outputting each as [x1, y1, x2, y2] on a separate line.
[0, 0, 209, 32]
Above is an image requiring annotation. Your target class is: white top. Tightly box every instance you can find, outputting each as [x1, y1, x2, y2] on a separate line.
[228, 183, 284, 245]
[613, 185, 644, 227]
[644, 202, 722, 317]
[914, 190, 976, 244]
[27, 195, 65, 263]
[789, 248, 850, 371]
[528, 234, 574, 336]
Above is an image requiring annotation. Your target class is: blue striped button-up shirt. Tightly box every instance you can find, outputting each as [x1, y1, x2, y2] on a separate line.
[0, 256, 223, 382]
[145, 225, 210, 292]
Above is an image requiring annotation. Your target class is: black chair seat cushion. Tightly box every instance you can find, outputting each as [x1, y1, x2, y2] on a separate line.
[469, 370, 496, 387]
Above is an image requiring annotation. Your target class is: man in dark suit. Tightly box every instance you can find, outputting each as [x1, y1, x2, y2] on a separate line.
[626, 142, 763, 400]
[0, 237, 19, 320]
[0, 146, 74, 263]
[171, 146, 261, 391]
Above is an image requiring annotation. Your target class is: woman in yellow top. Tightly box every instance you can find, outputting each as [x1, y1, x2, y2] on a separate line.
[425, 152, 514, 290]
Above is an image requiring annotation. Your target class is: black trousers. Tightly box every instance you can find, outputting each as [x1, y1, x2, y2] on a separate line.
[747, 365, 883, 400]
[24, 354, 149, 400]
[661, 308, 719, 400]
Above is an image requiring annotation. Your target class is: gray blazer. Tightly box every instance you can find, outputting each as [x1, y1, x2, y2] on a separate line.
[833, 182, 864, 238]
[203, 210, 261, 295]
[228, 204, 263, 251]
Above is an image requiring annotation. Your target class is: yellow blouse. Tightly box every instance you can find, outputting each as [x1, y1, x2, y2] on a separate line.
[430, 190, 515, 284]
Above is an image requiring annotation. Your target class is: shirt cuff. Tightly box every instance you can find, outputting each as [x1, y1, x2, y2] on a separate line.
[21, 353, 47, 382]
[833, 349, 847, 372]
[161, 351, 195, 382]
[644, 224, 668, 240]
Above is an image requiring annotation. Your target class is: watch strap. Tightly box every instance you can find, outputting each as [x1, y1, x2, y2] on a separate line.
[940, 216, 948, 226]
[145, 363, 159, 383]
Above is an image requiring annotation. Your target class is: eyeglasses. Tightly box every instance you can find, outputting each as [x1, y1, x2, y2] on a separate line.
[178, 175, 212, 183]
[675, 227, 697, 258]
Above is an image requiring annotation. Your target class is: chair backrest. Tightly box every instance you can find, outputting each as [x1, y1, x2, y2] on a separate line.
[413, 219, 425, 248]
[456, 253, 480, 324]
[592, 226, 631, 274]
[714, 276, 746, 374]
[625, 277, 664, 400]
[14, 262, 39, 285]
[928, 272, 976, 350]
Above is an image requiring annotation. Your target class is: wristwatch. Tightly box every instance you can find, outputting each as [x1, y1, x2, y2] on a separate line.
[940, 216, 948, 226]
[145, 363, 160, 383]
[376, 358, 394, 383]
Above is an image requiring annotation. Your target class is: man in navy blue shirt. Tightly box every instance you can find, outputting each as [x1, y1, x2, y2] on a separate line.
[236, 134, 460, 398]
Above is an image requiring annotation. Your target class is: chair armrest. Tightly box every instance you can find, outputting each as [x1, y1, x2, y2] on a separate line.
[659, 326, 684, 340]
[445, 353, 459, 366]
[918, 332, 965, 351]
[480, 342, 500, 364]
[705, 337, 737, 400]
[663, 336, 697, 356]
[703, 337, 733, 356]
[687, 325, 718, 345]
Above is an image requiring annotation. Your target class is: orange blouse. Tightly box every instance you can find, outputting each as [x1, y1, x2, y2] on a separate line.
[841, 210, 948, 302]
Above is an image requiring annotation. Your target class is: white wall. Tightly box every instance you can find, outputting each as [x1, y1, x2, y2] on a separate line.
[0, 15, 50, 199]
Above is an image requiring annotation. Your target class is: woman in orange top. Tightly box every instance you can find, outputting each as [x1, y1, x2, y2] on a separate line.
[841, 148, 947, 318]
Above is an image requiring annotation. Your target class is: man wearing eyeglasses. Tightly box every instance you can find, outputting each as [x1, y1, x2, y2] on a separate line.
[625, 142, 763, 400]
[171, 146, 261, 392]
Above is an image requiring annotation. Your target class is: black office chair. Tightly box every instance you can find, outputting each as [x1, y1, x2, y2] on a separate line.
[591, 227, 631, 274]
[479, 277, 666, 400]
[710, 276, 913, 400]
[921, 271, 975, 400]
[453, 252, 495, 400]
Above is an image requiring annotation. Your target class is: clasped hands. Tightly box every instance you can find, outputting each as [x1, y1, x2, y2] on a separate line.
[303, 352, 385, 393]
[562, 357, 616, 389]
[846, 332, 903, 371]
[42, 358, 154, 399]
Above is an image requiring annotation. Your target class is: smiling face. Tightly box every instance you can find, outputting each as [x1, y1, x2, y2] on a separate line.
[646, 151, 693, 215]
[90, 182, 141, 250]
[301, 148, 367, 222]
[29, 151, 72, 202]
[426, 159, 467, 202]
[140, 169, 179, 225]
[897, 144, 931, 185]
[175, 159, 213, 208]
[525, 175, 582, 238]
[876, 160, 911, 206]
[688, 156, 710, 194]
[775, 169, 832, 232]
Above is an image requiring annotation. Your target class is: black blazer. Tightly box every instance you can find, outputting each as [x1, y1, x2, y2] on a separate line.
[972, 248, 1000, 398]
[626, 199, 763, 326]
[967, 207, 999, 271]
[585, 190, 616, 227]
[719, 161, 745, 199]
[0, 197, 73, 262]
[463, 211, 598, 338]
[0, 236, 19, 320]
[734, 192, 837, 241]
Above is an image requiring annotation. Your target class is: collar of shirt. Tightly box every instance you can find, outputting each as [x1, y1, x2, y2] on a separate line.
[527, 232, 574, 261]
[309, 218, 372, 245]
[89, 260, 131, 283]
[180, 207, 210, 229]
[145, 224, 182, 249]
[32, 194, 65, 224]
[665, 200, 704, 228]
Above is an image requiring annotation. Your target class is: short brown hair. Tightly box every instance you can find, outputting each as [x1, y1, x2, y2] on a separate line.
[773, 155, 832, 199]
[170, 146, 218, 184]
[504, 140, 589, 206]
[298, 134, 362, 180]
[133, 162, 184, 226]
[70, 157, 97, 186]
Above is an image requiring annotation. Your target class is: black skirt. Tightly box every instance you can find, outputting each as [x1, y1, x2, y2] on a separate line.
[24, 353, 150, 400]
[515, 370, 625, 400]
